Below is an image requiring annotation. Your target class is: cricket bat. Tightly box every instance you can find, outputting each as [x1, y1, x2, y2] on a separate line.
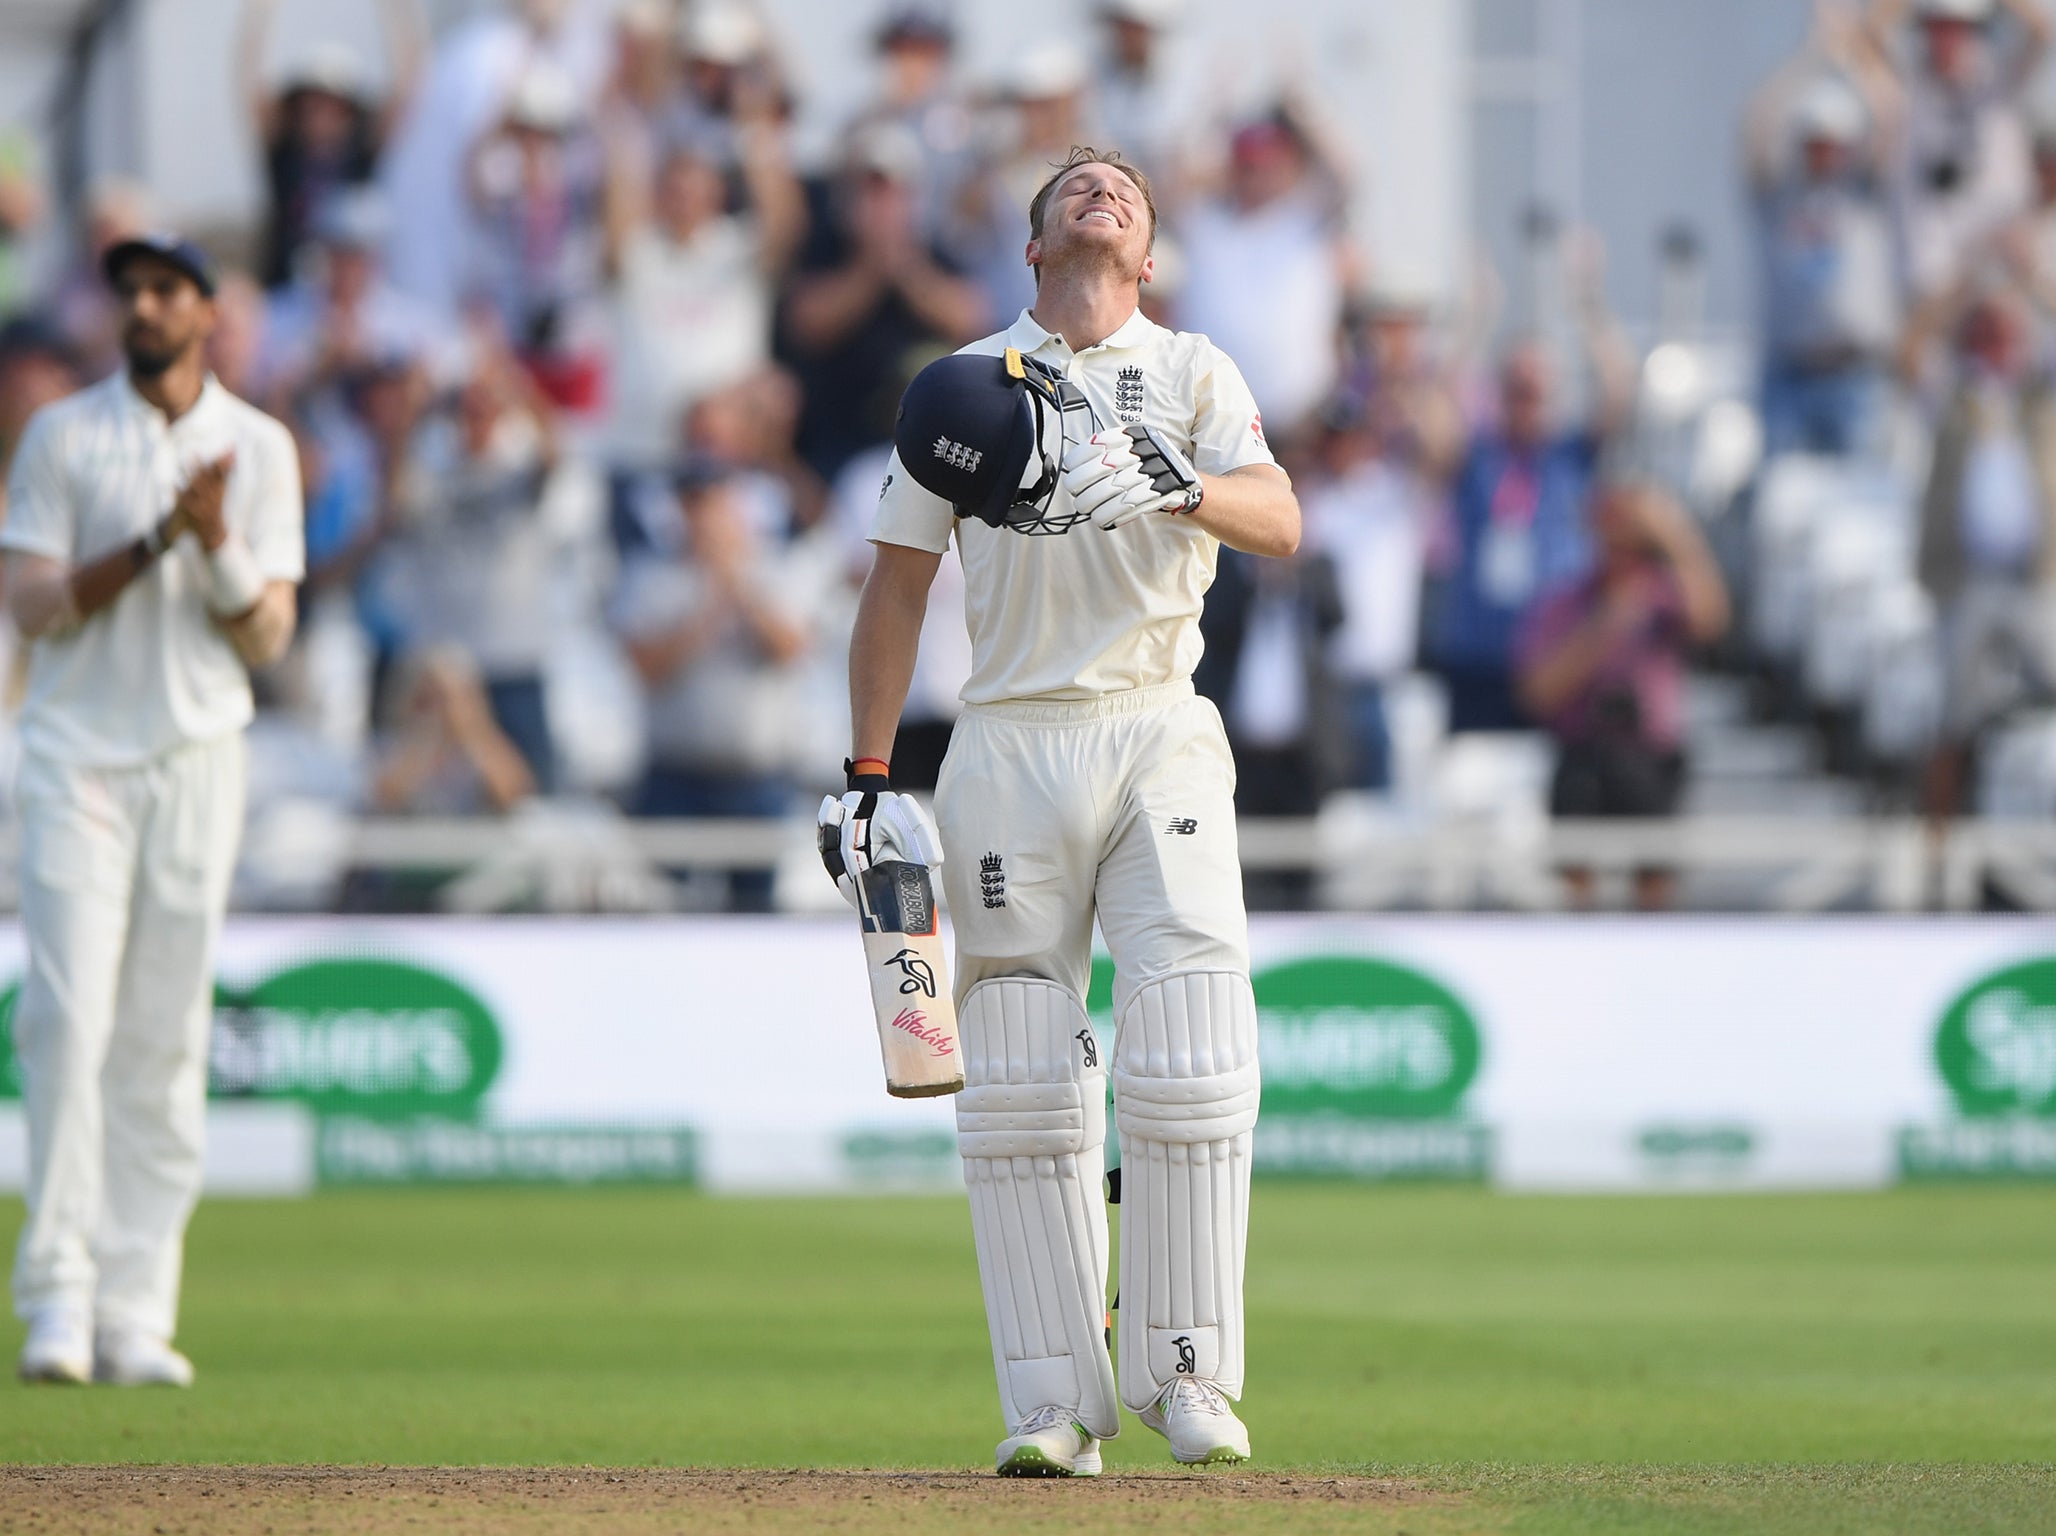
[854, 858, 963, 1098]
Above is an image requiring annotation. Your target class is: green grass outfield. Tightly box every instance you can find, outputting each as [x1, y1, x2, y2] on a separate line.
[2, 1185, 2053, 1533]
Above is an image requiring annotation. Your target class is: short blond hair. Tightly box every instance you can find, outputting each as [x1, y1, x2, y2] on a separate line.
[1027, 146, 1158, 248]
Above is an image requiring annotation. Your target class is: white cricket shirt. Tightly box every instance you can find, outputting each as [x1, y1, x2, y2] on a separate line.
[2, 373, 306, 767]
[870, 309, 1276, 705]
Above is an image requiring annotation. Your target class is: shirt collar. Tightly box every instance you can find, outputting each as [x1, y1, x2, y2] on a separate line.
[114, 369, 224, 430]
[1007, 306, 1160, 356]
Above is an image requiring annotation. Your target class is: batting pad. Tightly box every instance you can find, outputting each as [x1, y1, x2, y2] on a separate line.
[955, 977, 1119, 1438]
[1112, 970, 1260, 1408]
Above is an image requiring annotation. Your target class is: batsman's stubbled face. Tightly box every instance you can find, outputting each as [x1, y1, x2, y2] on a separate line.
[1030, 164, 1154, 286]
[117, 257, 215, 379]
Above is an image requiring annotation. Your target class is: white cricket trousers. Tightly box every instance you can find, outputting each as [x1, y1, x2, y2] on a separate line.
[936, 680, 1259, 1428]
[11, 732, 245, 1339]
[933, 679, 1249, 1009]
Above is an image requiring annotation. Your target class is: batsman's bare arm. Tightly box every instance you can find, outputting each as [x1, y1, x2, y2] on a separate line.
[1185, 462, 1300, 559]
[848, 542, 943, 764]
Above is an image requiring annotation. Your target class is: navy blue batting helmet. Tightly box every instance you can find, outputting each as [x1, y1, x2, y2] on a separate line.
[893, 348, 1101, 534]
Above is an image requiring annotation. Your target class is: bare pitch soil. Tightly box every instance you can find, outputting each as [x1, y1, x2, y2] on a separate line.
[0, 1466, 1458, 1536]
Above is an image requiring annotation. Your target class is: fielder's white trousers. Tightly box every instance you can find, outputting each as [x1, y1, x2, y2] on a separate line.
[10, 732, 245, 1339]
[934, 679, 1249, 1011]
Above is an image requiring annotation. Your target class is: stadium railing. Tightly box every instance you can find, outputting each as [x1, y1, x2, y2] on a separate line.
[0, 811, 2041, 914]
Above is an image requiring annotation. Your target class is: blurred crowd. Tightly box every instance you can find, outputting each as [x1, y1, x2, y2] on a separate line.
[1742, 0, 2056, 830]
[3, 0, 2056, 911]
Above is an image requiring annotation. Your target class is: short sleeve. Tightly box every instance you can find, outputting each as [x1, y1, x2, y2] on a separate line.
[869, 447, 956, 554]
[245, 420, 307, 582]
[1188, 343, 1278, 477]
[0, 408, 75, 560]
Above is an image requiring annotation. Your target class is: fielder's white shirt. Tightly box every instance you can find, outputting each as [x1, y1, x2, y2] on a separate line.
[870, 308, 1276, 705]
[2, 373, 305, 767]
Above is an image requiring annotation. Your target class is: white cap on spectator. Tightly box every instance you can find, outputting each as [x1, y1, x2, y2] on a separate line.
[1364, 279, 1435, 319]
[852, 121, 924, 182]
[281, 40, 372, 101]
[506, 62, 583, 132]
[1102, 0, 1182, 24]
[1007, 44, 1089, 101]
[1915, 0, 1994, 21]
[1793, 76, 1866, 145]
[681, 2, 765, 65]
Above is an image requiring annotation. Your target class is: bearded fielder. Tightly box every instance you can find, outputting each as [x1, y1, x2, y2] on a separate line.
[820, 148, 1298, 1473]
[6, 236, 304, 1385]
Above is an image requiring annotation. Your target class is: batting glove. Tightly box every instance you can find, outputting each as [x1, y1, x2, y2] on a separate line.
[1115, 423, 1203, 522]
[818, 765, 943, 913]
[1062, 430, 1159, 528]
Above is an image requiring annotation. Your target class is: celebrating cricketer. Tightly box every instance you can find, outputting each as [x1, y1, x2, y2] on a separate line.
[6, 235, 304, 1386]
[820, 147, 1299, 1474]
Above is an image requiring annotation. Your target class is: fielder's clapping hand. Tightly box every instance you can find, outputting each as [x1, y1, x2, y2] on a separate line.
[167, 452, 236, 550]
[817, 762, 944, 912]
[1061, 426, 1203, 530]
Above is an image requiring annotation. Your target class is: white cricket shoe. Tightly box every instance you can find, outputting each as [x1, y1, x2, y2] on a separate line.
[1137, 1378, 1251, 1465]
[93, 1329, 195, 1387]
[18, 1307, 92, 1384]
[995, 1405, 1103, 1477]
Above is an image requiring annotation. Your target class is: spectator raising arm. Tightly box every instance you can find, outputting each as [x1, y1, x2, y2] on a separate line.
[239, 0, 426, 153]
[238, 0, 286, 147]
[733, 73, 807, 277]
[1564, 228, 1639, 441]
[369, 0, 430, 150]
[1744, 2, 1874, 187]
[600, 121, 650, 283]
[1743, 3, 1858, 186]
[1996, 0, 2054, 90]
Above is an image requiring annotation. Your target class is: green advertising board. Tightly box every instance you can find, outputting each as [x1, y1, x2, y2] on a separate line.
[0, 956, 699, 1187]
[0, 957, 501, 1119]
[1088, 950, 1489, 1181]
[1901, 958, 2056, 1179]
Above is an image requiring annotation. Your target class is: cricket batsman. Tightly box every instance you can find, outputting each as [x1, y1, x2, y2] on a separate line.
[820, 148, 1299, 1473]
[6, 235, 304, 1385]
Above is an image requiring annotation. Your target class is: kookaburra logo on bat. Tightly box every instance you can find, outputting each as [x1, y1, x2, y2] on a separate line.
[885, 947, 938, 998]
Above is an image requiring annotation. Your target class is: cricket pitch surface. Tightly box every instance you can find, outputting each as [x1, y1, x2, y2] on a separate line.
[0, 1465, 1445, 1535]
